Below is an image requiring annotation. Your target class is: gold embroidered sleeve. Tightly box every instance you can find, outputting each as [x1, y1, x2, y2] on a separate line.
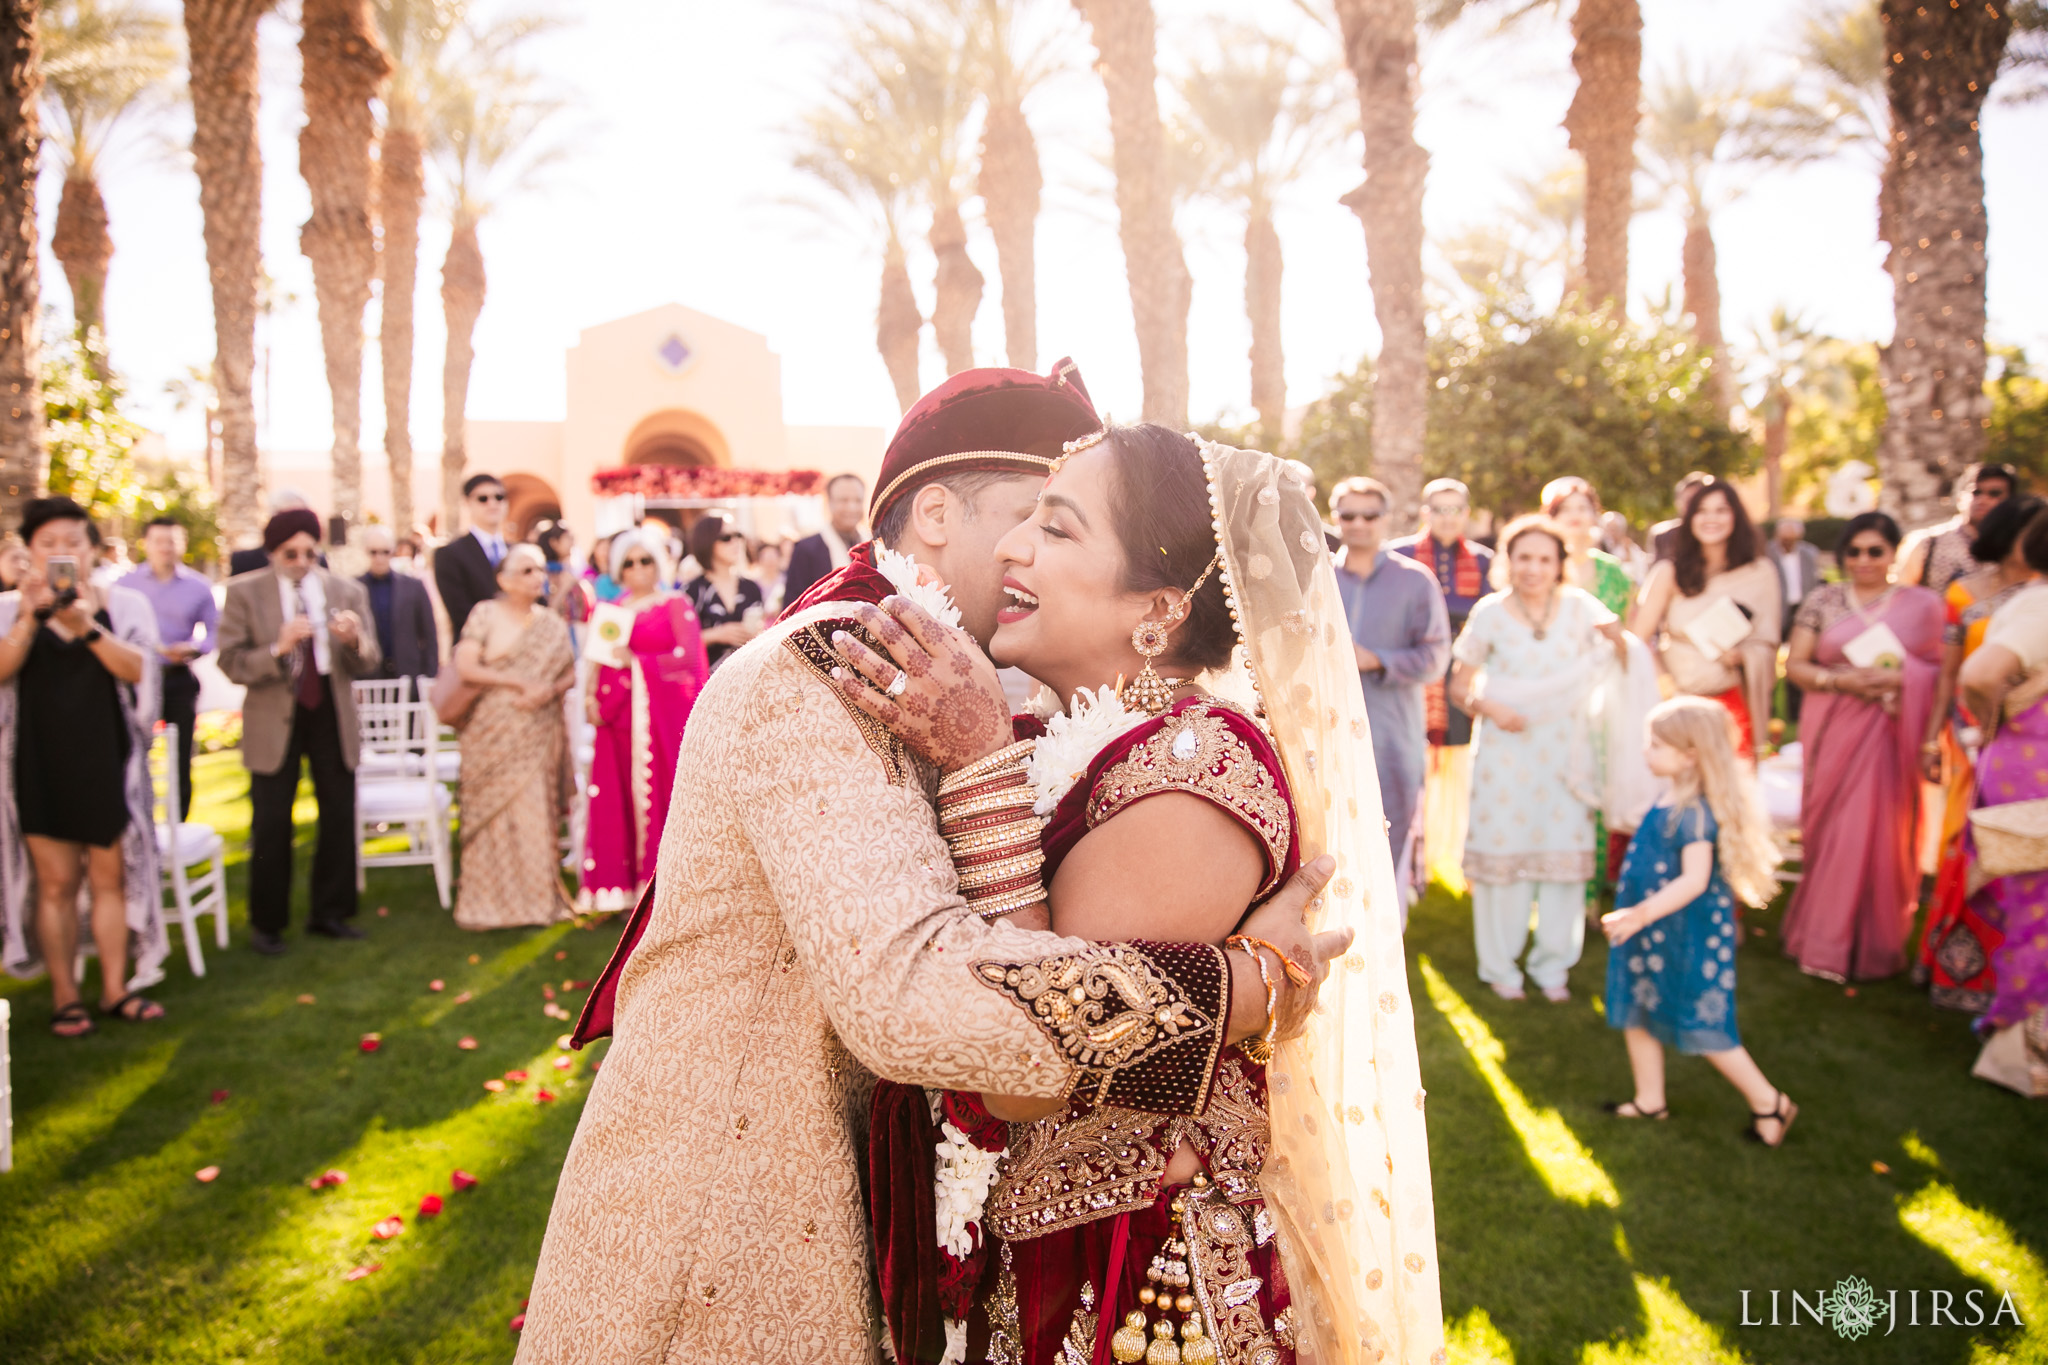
[1085, 706, 1293, 896]
[782, 614, 916, 786]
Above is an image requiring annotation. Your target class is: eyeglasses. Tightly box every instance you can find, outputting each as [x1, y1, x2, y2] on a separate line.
[275, 547, 318, 562]
[718, 531, 745, 544]
[1841, 544, 1891, 560]
[1425, 502, 1467, 516]
[471, 491, 506, 504]
[618, 556, 656, 570]
[367, 548, 392, 556]
[1336, 509, 1384, 523]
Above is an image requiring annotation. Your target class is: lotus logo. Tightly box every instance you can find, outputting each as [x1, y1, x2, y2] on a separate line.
[1824, 1276, 1882, 1341]
[1740, 1281, 2024, 1337]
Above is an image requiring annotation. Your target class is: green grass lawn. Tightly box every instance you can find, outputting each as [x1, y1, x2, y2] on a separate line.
[1, 752, 2044, 1364]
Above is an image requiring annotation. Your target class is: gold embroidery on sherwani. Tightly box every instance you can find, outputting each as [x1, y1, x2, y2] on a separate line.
[971, 947, 1217, 1103]
[1086, 705, 1293, 896]
[783, 618, 916, 786]
[1183, 1180, 1284, 1365]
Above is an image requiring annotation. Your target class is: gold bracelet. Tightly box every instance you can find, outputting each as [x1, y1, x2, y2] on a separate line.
[954, 836, 1043, 870]
[943, 767, 1032, 802]
[937, 740, 1036, 796]
[957, 851, 1046, 891]
[947, 821, 1041, 858]
[939, 788, 1039, 826]
[1226, 933, 1311, 989]
[974, 882, 1046, 920]
[1232, 946, 1278, 1066]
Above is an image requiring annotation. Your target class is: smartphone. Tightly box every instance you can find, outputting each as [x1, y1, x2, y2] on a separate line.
[46, 555, 78, 604]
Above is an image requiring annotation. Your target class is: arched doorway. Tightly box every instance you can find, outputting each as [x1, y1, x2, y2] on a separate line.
[501, 473, 563, 543]
[622, 408, 732, 469]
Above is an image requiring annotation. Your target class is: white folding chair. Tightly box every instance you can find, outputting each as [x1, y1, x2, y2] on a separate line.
[154, 724, 229, 975]
[354, 696, 454, 909]
[352, 678, 415, 781]
[413, 676, 461, 789]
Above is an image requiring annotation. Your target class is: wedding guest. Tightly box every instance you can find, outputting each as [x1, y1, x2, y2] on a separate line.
[433, 472, 511, 640]
[122, 517, 216, 819]
[579, 531, 708, 912]
[1630, 478, 1781, 757]
[0, 497, 167, 1036]
[750, 538, 788, 617]
[1917, 494, 2044, 1010]
[1900, 462, 2019, 591]
[89, 535, 132, 589]
[1780, 511, 1942, 981]
[1451, 515, 1627, 1001]
[1331, 476, 1450, 912]
[1601, 511, 1650, 583]
[535, 523, 592, 647]
[584, 533, 624, 603]
[1392, 477, 1493, 893]
[452, 545, 577, 930]
[684, 512, 764, 669]
[1547, 477, 1633, 617]
[1601, 697, 1796, 1143]
[783, 472, 866, 607]
[357, 523, 439, 680]
[217, 509, 381, 955]
[229, 488, 317, 576]
[0, 534, 26, 591]
[1767, 517, 1821, 722]
[1649, 472, 1712, 563]
[392, 534, 424, 577]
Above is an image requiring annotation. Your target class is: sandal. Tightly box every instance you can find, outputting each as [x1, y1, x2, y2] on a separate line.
[100, 991, 165, 1024]
[1743, 1092, 1798, 1147]
[51, 1001, 96, 1038]
[1602, 1099, 1669, 1120]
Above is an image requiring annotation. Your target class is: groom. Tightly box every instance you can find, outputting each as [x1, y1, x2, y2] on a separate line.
[520, 361, 1347, 1364]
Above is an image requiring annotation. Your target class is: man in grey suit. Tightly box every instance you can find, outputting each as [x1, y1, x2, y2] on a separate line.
[358, 523, 439, 680]
[1768, 516, 1823, 722]
[217, 509, 381, 955]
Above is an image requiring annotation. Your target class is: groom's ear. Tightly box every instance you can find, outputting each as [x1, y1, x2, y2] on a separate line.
[905, 483, 956, 549]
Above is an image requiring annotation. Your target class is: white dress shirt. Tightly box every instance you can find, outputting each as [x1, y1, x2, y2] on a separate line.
[473, 527, 507, 567]
[277, 570, 332, 675]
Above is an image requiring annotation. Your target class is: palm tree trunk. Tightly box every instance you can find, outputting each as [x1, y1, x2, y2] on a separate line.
[0, 0, 40, 526]
[185, 0, 275, 551]
[1680, 204, 1733, 411]
[1335, 0, 1428, 530]
[298, 0, 390, 542]
[1763, 385, 1788, 521]
[978, 96, 1040, 371]
[1073, 0, 1190, 427]
[1875, 0, 2009, 528]
[378, 121, 423, 534]
[1562, 0, 1641, 312]
[1245, 205, 1284, 443]
[929, 197, 984, 376]
[439, 216, 485, 533]
[51, 171, 110, 351]
[877, 235, 923, 412]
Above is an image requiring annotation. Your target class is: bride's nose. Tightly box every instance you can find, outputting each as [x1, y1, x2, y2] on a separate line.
[993, 522, 1033, 568]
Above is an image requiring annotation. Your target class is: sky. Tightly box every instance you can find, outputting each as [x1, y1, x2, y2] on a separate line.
[50, 0, 2048, 464]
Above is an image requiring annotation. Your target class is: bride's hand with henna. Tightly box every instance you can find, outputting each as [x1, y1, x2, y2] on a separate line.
[829, 596, 1012, 774]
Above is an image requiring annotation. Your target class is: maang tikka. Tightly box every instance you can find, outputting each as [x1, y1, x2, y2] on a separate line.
[1125, 552, 1221, 716]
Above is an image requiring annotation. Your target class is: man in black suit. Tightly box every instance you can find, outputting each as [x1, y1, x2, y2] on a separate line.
[433, 473, 510, 641]
[783, 473, 867, 608]
[358, 523, 439, 679]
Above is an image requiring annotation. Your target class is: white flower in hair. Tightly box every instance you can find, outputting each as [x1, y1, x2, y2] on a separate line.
[1026, 684, 1152, 816]
[873, 545, 963, 628]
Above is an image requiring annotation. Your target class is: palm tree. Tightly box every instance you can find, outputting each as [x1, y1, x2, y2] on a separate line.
[183, 0, 277, 550]
[1172, 28, 1339, 444]
[1073, 0, 1191, 426]
[298, 0, 391, 543]
[0, 0, 41, 525]
[429, 46, 559, 531]
[791, 65, 925, 410]
[962, 0, 1061, 372]
[38, 1, 180, 356]
[1873, 0, 2011, 526]
[372, 0, 461, 537]
[1744, 306, 1827, 519]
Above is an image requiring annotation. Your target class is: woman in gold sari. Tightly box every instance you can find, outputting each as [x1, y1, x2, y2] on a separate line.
[453, 544, 577, 930]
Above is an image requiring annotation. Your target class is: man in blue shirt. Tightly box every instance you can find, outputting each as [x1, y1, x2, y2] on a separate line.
[122, 517, 218, 818]
[1331, 477, 1451, 918]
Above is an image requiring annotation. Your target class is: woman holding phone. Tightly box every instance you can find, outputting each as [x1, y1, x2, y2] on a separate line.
[0, 497, 168, 1036]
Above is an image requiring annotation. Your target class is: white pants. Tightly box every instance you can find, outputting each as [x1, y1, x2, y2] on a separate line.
[1471, 879, 1585, 991]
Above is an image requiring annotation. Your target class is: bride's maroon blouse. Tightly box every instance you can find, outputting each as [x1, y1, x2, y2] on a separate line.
[872, 695, 1304, 1365]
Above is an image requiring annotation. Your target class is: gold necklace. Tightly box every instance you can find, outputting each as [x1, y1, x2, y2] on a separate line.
[1516, 589, 1560, 641]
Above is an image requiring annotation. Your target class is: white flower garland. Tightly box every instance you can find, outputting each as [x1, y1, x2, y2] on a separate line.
[933, 1118, 1003, 1259]
[873, 545, 964, 629]
[1024, 684, 1151, 816]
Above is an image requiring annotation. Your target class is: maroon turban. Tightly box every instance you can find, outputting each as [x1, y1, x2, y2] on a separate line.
[263, 508, 323, 552]
[868, 357, 1100, 527]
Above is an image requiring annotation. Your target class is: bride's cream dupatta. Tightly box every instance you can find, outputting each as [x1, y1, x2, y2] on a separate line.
[1198, 440, 1446, 1365]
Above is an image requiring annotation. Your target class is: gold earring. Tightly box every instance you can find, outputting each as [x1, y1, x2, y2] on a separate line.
[1122, 553, 1221, 716]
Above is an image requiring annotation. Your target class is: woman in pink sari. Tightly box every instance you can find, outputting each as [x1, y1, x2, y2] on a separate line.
[1782, 512, 1944, 980]
[578, 530, 709, 912]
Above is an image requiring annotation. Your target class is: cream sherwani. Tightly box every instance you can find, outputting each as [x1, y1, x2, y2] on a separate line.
[518, 604, 1220, 1364]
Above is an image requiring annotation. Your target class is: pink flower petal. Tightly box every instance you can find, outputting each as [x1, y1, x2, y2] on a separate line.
[372, 1216, 405, 1240]
[429, 980, 445, 992]
[504, 1069, 528, 1083]
[419, 1194, 444, 1217]
[297, 993, 316, 1004]
[345, 1264, 381, 1281]
[535, 1089, 556, 1103]
[542, 985, 556, 1001]
[210, 1089, 230, 1105]
[553, 950, 567, 961]
[453, 990, 473, 1005]
[195, 1166, 221, 1183]
[509, 1313, 527, 1331]
[360, 1034, 382, 1053]
[483, 1079, 506, 1093]
[553, 1057, 572, 1071]
[457, 1036, 478, 1051]
[451, 1169, 478, 1191]
[376, 906, 389, 917]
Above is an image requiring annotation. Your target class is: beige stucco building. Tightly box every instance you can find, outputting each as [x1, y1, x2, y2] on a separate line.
[261, 303, 887, 543]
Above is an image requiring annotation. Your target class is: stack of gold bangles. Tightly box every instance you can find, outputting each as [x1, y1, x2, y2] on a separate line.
[937, 740, 1046, 920]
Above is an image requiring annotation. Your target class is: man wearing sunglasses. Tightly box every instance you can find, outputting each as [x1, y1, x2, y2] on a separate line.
[1898, 461, 2020, 592]
[434, 472, 512, 640]
[1332, 477, 1449, 915]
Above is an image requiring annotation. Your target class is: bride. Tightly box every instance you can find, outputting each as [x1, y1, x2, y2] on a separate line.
[831, 426, 1443, 1365]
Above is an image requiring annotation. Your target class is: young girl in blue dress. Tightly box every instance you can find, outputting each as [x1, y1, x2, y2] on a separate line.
[1601, 696, 1799, 1145]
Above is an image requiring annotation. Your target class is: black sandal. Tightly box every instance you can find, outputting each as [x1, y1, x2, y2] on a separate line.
[51, 1001, 96, 1038]
[1602, 1099, 1669, 1120]
[100, 991, 165, 1023]
[1743, 1092, 1798, 1147]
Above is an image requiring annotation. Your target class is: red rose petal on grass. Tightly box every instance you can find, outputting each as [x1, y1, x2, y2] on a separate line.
[554, 950, 567, 961]
[297, 993, 317, 1004]
[451, 1169, 478, 1191]
[535, 1089, 556, 1103]
[510, 1314, 527, 1332]
[419, 1194, 444, 1217]
[1872, 1161, 1891, 1174]
[345, 1264, 381, 1282]
[360, 1033, 383, 1053]
[195, 1166, 221, 1183]
[521, 1298, 530, 1308]
[308, 1169, 349, 1190]
[556, 1033, 573, 1050]
[376, 905, 389, 917]
[553, 1056, 572, 1071]
[542, 985, 556, 1001]
[453, 991, 473, 1005]
[429, 980, 445, 992]
[570, 980, 591, 991]
[590, 1061, 601, 1074]
[1844, 987, 1858, 998]
[457, 1036, 478, 1051]
[505, 1069, 528, 1083]
[372, 1216, 405, 1240]
[467, 954, 480, 964]
[210, 1089, 230, 1105]
[483, 1079, 506, 1093]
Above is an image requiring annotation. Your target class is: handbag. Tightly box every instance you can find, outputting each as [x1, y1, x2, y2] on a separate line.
[430, 664, 482, 730]
[1970, 1011, 2048, 1099]
[1966, 797, 2048, 878]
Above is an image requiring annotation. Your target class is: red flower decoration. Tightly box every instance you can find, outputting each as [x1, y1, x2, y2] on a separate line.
[429, 979, 445, 992]
[309, 1169, 349, 1190]
[360, 1034, 382, 1053]
[509, 1313, 526, 1332]
[451, 1169, 479, 1191]
[457, 1036, 478, 1050]
[376, 906, 389, 917]
[419, 1194, 444, 1217]
[554, 950, 567, 961]
[589, 466, 825, 498]
[372, 1216, 405, 1240]
[535, 1089, 556, 1104]
[345, 1264, 381, 1282]
[505, 1069, 528, 1083]
[483, 1079, 506, 1093]
[210, 1089, 230, 1105]
[553, 1056, 573, 1071]
[195, 1166, 221, 1183]
[542, 985, 556, 1001]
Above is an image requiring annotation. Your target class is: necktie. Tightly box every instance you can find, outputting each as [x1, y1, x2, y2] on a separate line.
[293, 584, 325, 710]
[487, 536, 504, 567]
